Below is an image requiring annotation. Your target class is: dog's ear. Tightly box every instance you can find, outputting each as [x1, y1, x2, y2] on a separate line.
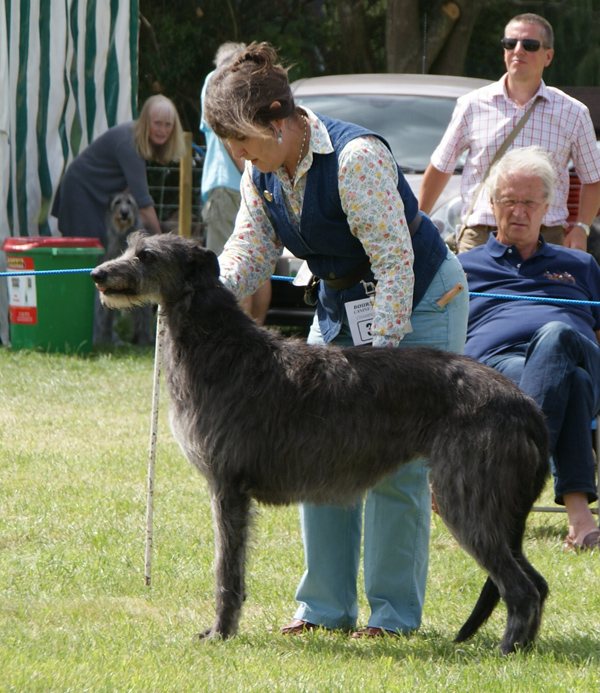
[127, 230, 152, 248]
[186, 244, 221, 284]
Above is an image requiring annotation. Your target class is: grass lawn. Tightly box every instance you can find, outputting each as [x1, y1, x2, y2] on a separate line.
[0, 344, 599, 692]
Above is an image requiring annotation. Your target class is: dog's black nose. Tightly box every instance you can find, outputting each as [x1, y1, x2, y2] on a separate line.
[91, 267, 107, 283]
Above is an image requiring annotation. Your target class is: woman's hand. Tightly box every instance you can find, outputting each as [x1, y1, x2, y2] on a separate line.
[138, 205, 162, 235]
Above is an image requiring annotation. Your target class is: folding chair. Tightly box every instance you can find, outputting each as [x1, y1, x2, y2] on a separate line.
[532, 414, 600, 515]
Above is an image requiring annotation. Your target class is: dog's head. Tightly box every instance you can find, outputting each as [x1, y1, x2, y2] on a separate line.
[91, 231, 220, 309]
[107, 191, 139, 235]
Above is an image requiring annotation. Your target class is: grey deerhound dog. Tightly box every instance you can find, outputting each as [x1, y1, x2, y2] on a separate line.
[91, 232, 550, 655]
[95, 191, 154, 345]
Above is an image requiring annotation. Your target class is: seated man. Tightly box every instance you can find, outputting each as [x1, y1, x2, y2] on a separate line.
[459, 145, 600, 551]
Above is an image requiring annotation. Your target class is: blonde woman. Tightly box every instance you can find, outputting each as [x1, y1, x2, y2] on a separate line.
[52, 95, 185, 244]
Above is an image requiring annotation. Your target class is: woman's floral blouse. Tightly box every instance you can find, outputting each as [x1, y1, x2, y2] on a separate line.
[218, 109, 415, 346]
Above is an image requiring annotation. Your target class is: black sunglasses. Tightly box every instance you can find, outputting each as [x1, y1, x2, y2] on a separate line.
[501, 38, 549, 52]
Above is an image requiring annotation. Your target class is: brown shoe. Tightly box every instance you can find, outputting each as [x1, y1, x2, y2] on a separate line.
[281, 619, 324, 635]
[351, 626, 399, 639]
[565, 528, 600, 551]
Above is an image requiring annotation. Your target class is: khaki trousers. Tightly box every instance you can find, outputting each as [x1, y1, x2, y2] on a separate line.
[201, 186, 241, 255]
[456, 224, 565, 254]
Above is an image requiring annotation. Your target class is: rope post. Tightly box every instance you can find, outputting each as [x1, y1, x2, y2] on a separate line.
[144, 307, 166, 586]
[178, 132, 193, 238]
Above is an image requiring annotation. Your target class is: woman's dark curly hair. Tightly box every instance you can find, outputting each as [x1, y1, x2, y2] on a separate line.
[204, 42, 298, 140]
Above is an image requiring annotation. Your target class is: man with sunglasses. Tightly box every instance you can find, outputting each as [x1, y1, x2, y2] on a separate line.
[419, 13, 600, 254]
[459, 145, 600, 551]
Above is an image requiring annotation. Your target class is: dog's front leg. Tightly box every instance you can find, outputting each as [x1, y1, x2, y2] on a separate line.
[198, 484, 252, 640]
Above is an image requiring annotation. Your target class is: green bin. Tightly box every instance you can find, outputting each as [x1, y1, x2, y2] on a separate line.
[2, 237, 105, 354]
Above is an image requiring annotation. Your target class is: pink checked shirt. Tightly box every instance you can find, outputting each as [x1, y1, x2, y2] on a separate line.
[430, 75, 600, 227]
[219, 109, 415, 346]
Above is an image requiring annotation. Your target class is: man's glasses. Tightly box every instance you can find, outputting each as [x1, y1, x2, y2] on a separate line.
[495, 198, 545, 210]
[501, 38, 550, 52]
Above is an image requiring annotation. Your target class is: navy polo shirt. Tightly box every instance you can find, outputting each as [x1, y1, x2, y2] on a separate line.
[458, 233, 600, 362]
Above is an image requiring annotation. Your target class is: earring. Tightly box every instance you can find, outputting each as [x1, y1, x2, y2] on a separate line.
[277, 130, 282, 145]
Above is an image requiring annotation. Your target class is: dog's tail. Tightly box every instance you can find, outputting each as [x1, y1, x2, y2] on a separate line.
[454, 576, 499, 643]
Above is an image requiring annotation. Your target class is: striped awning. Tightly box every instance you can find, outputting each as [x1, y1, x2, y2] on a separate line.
[1, 0, 139, 240]
[0, 0, 139, 343]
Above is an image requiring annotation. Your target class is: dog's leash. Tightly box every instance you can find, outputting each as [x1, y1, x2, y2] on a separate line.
[144, 307, 166, 586]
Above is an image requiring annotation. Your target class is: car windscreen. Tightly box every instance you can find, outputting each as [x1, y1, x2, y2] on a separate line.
[294, 94, 457, 172]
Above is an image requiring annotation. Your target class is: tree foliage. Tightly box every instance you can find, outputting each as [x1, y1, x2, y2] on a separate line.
[139, 0, 332, 132]
[139, 0, 600, 139]
[386, 0, 482, 74]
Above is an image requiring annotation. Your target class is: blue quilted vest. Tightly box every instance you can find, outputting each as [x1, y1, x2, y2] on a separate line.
[252, 114, 447, 342]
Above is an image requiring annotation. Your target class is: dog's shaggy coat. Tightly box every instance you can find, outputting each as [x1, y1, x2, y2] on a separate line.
[91, 232, 550, 654]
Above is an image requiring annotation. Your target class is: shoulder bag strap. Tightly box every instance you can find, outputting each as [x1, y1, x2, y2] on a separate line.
[455, 95, 543, 250]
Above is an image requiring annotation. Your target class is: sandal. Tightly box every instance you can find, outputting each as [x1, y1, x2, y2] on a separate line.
[564, 528, 600, 551]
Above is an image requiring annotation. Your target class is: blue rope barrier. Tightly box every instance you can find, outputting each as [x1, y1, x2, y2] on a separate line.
[0, 268, 95, 277]
[0, 268, 302, 281]
[0, 268, 300, 281]
[469, 291, 600, 307]
[2, 268, 600, 307]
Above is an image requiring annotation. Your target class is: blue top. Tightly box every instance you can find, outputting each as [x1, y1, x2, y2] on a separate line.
[199, 70, 242, 202]
[252, 114, 447, 342]
[459, 233, 600, 361]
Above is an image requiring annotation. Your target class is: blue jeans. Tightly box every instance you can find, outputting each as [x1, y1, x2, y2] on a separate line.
[485, 321, 600, 505]
[293, 250, 469, 632]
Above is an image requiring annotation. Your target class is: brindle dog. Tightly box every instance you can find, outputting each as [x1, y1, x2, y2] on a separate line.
[91, 232, 550, 655]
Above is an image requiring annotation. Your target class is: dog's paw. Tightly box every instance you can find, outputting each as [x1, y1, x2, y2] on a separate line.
[498, 638, 534, 656]
[193, 627, 224, 642]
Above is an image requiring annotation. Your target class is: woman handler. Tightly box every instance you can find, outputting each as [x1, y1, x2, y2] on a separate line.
[204, 43, 468, 638]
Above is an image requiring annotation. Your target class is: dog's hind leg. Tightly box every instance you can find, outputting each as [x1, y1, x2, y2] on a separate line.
[458, 542, 541, 655]
[495, 562, 542, 655]
[453, 516, 542, 648]
[454, 555, 548, 650]
[515, 554, 549, 645]
[198, 484, 252, 640]
[436, 486, 542, 654]
[503, 514, 549, 648]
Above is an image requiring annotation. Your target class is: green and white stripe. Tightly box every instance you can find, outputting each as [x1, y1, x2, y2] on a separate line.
[0, 0, 138, 342]
[1, 0, 138, 240]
